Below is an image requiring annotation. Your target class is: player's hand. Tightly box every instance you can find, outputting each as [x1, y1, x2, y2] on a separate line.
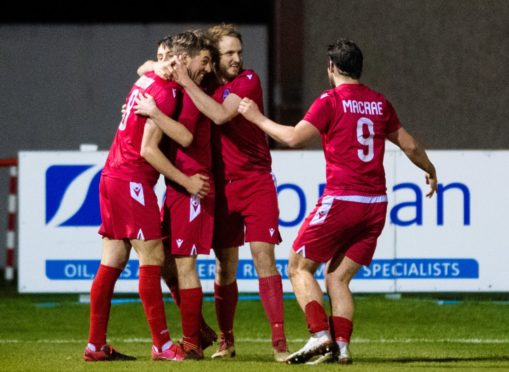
[238, 97, 263, 124]
[169, 56, 192, 87]
[425, 172, 438, 198]
[154, 60, 173, 80]
[185, 173, 210, 198]
[134, 93, 158, 117]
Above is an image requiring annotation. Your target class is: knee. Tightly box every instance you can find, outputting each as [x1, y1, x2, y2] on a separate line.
[101, 255, 128, 269]
[215, 262, 236, 284]
[143, 248, 165, 266]
[288, 262, 300, 282]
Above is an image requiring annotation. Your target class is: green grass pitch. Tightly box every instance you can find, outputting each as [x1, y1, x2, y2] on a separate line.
[0, 285, 508, 371]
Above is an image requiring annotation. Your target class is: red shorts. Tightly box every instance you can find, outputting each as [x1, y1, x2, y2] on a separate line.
[292, 195, 387, 266]
[98, 175, 163, 240]
[161, 183, 215, 256]
[213, 173, 282, 249]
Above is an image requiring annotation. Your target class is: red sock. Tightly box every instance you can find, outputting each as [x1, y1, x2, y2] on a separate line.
[179, 287, 203, 350]
[214, 281, 238, 342]
[332, 316, 353, 342]
[304, 300, 329, 334]
[259, 275, 286, 345]
[88, 264, 122, 349]
[167, 278, 210, 332]
[166, 277, 181, 307]
[139, 265, 170, 351]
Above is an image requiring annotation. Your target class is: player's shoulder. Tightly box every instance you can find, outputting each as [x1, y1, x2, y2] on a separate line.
[355, 83, 388, 101]
[318, 88, 336, 99]
[146, 73, 180, 98]
[313, 88, 337, 106]
[237, 69, 260, 83]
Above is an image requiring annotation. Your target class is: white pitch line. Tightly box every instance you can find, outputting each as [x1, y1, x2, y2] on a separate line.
[0, 338, 508, 344]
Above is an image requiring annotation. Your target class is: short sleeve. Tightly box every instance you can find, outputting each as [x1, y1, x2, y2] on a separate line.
[229, 71, 261, 99]
[151, 85, 178, 118]
[177, 93, 201, 136]
[303, 93, 333, 134]
[385, 100, 402, 135]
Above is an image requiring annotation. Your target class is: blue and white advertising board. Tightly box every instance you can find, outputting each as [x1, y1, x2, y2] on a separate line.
[18, 150, 509, 293]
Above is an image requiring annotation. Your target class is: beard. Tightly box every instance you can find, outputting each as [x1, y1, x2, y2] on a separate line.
[220, 63, 241, 81]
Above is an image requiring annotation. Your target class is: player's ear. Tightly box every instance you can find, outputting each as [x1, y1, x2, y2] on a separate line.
[328, 60, 335, 73]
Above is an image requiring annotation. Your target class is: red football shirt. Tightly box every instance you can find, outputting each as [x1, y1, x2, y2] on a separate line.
[303, 83, 401, 195]
[212, 69, 272, 180]
[102, 72, 179, 185]
[164, 91, 213, 185]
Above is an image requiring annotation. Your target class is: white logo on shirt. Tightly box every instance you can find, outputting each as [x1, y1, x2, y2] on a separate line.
[189, 195, 201, 222]
[269, 228, 275, 237]
[247, 74, 253, 80]
[320, 93, 329, 99]
[172, 88, 177, 98]
[130, 182, 145, 206]
[176, 239, 184, 248]
[191, 244, 197, 256]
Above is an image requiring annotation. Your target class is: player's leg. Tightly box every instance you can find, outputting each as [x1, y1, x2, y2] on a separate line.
[211, 246, 239, 358]
[162, 247, 217, 352]
[325, 255, 360, 365]
[84, 238, 136, 361]
[172, 255, 204, 359]
[250, 241, 289, 361]
[286, 249, 335, 364]
[131, 238, 183, 361]
[325, 201, 387, 365]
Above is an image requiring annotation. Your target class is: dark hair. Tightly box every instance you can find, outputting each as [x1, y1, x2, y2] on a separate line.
[157, 35, 173, 50]
[157, 30, 209, 58]
[327, 39, 363, 79]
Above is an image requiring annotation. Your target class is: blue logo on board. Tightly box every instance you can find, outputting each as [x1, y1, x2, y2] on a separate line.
[45, 165, 102, 227]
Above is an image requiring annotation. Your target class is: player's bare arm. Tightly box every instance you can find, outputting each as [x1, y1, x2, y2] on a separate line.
[238, 97, 320, 148]
[171, 58, 239, 125]
[134, 93, 193, 148]
[387, 127, 437, 197]
[137, 60, 173, 80]
[140, 120, 210, 198]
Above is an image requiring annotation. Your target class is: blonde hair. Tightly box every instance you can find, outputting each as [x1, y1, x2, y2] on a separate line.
[207, 23, 242, 46]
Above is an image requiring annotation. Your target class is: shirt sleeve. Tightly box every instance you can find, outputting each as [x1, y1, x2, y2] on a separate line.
[303, 93, 333, 134]
[177, 93, 200, 136]
[229, 71, 261, 99]
[151, 85, 178, 118]
[385, 99, 402, 135]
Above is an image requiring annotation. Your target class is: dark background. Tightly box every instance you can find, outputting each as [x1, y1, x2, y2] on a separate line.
[1, 0, 508, 270]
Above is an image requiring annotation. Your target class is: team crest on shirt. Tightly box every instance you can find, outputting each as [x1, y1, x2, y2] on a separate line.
[129, 182, 145, 206]
[222, 89, 231, 101]
[189, 195, 201, 222]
